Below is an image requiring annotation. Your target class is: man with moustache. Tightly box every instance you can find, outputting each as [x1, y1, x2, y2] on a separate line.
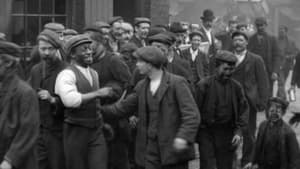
[101, 46, 200, 169]
[230, 31, 269, 167]
[55, 34, 112, 169]
[130, 17, 151, 48]
[248, 17, 282, 96]
[0, 41, 39, 169]
[196, 50, 249, 169]
[121, 22, 134, 44]
[28, 29, 67, 169]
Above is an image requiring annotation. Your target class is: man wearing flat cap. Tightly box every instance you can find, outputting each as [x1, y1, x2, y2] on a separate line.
[121, 22, 134, 44]
[182, 31, 209, 85]
[0, 41, 39, 169]
[130, 17, 151, 48]
[248, 17, 282, 96]
[244, 97, 300, 169]
[169, 22, 187, 56]
[101, 46, 200, 169]
[216, 17, 238, 51]
[84, 21, 111, 44]
[28, 29, 67, 169]
[200, 9, 217, 56]
[55, 34, 112, 169]
[195, 50, 249, 169]
[230, 31, 269, 167]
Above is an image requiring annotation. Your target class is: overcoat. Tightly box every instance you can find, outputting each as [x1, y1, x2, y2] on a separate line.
[0, 74, 39, 169]
[101, 71, 200, 166]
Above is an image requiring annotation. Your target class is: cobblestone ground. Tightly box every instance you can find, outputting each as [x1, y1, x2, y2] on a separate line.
[188, 71, 300, 169]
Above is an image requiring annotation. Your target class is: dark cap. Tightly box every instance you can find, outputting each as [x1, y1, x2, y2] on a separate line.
[134, 17, 151, 26]
[200, 9, 215, 21]
[0, 41, 22, 58]
[44, 22, 65, 33]
[189, 31, 204, 40]
[148, 33, 174, 47]
[255, 17, 267, 25]
[148, 27, 166, 37]
[37, 29, 61, 48]
[84, 21, 110, 33]
[120, 42, 138, 53]
[134, 46, 167, 68]
[65, 34, 92, 56]
[215, 50, 237, 64]
[169, 22, 186, 33]
[109, 16, 124, 25]
[268, 97, 289, 111]
[231, 31, 248, 41]
[237, 23, 247, 30]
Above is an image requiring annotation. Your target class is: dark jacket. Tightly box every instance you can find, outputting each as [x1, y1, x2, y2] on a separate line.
[232, 51, 269, 111]
[181, 47, 209, 83]
[28, 60, 66, 131]
[252, 120, 300, 169]
[199, 27, 216, 55]
[101, 72, 200, 166]
[216, 31, 234, 51]
[291, 53, 300, 87]
[130, 35, 146, 48]
[195, 76, 249, 136]
[248, 33, 282, 75]
[0, 74, 39, 169]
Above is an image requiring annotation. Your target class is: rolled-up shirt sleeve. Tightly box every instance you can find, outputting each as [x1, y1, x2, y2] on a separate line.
[55, 69, 82, 108]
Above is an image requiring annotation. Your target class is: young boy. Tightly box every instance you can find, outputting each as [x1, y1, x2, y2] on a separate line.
[244, 97, 300, 169]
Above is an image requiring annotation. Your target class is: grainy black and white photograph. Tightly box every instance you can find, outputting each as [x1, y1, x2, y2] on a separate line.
[0, 0, 300, 169]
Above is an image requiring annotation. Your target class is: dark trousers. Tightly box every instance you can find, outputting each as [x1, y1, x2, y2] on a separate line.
[108, 139, 130, 169]
[145, 137, 188, 169]
[38, 127, 65, 169]
[64, 123, 107, 169]
[198, 125, 235, 169]
[241, 104, 256, 166]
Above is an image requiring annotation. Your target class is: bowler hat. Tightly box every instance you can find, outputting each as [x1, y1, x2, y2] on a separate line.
[200, 9, 215, 21]
[65, 34, 92, 56]
[37, 29, 61, 48]
[134, 46, 167, 68]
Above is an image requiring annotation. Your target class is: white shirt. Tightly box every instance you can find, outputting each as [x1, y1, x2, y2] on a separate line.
[202, 26, 212, 44]
[150, 77, 162, 95]
[234, 50, 247, 66]
[55, 65, 94, 108]
[190, 48, 198, 61]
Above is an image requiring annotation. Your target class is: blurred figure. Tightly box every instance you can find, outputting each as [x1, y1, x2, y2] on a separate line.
[237, 23, 248, 33]
[0, 41, 39, 169]
[244, 97, 300, 169]
[289, 53, 300, 126]
[169, 22, 187, 54]
[216, 17, 238, 51]
[196, 50, 249, 169]
[190, 24, 200, 32]
[180, 21, 190, 44]
[109, 16, 125, 53]
[121, 22, 134, 44]
[28, 30, 66, 169]
[0, 32, 6, 40]
[200, 9, 217, 56]
[248, 17, 282, 96]
[120, 42, 138, 73]
[131, 17, 151, 48]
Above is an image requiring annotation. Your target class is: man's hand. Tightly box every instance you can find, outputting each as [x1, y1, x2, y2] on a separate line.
[96, 87, 113, 97]
[38, 89, 54, 102]
[129, 116, 138, 128]
[0, 160, 12, 169]
[232, 134, 242, 146]
[173, 138, 188, 152]
[271, 72, 278, 81]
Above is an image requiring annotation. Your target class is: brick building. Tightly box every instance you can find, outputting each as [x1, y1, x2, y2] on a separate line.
[0, 0, 170, 57]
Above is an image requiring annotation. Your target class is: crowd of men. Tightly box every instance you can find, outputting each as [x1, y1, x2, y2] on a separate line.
[0, 8, 300, 169]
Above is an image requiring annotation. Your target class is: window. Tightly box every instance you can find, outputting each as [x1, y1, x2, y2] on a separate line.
[10, 0, 67, 57]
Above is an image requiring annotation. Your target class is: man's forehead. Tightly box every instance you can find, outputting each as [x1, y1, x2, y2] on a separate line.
[139, 23, 150, 28]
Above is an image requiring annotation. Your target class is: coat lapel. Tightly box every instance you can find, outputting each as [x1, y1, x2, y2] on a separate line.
[234, 52, 249, 72]
[155, 72, 170, 103]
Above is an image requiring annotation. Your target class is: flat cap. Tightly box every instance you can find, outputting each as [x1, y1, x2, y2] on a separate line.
[148, 33, 174, 47]
[65, 34, 92, 56]
[189, 31, 204, 40]
[84, 21, 110, 33]
[169, 22, 186, 33]
[134, 46, 167, 68]
[44, 22, 65, 33]
[37, 29, 61, 48]
[63, 29, 78, 36]
[109, 16, 124, 25]
[255, 17, 267, 25]
[231, 31, 248, 41]
[0, 41, 22, 58]
[215, 50, 237, 64]
[268, 97, 289, 111]
[120, 42, 138, 53]
[148, 27, 166, 37]
[134, 17, 151, 26]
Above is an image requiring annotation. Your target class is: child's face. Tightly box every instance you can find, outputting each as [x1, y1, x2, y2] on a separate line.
[267, 102, 283, 122]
